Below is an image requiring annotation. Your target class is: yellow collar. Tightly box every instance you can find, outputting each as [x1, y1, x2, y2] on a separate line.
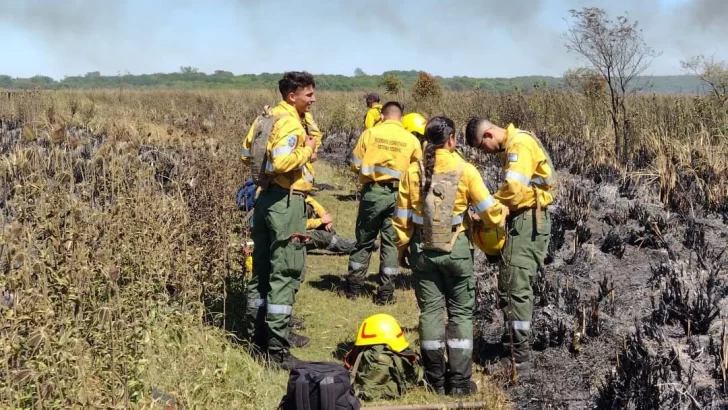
[502, 123, 518, 149]
[381, 119, 403, 127]
[277, 100, 304, 119]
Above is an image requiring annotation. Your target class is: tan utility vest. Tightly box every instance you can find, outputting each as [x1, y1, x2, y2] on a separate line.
[249, 105, 304, 192]
[418, 161, 466, 253]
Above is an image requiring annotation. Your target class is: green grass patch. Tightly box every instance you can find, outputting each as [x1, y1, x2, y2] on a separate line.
[140, 160, 508, 409]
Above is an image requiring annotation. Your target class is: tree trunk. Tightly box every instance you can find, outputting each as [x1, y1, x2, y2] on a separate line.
[620, 100, 630, 166]
[606, 74, 622, 164]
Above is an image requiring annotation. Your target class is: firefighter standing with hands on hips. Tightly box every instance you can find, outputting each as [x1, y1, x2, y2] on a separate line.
[465, 118, 555, 378]
[393, 116, 508, 397]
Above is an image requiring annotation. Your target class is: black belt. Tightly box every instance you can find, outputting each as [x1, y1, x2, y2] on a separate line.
[368, 180, 399, 189]
[268, 183, 306, 197]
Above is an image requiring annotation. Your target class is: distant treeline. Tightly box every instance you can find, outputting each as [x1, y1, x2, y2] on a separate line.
[0, 69, 708, 94]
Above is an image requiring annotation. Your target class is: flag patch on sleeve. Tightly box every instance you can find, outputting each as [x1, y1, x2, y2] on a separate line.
[508, 153, 518, 162]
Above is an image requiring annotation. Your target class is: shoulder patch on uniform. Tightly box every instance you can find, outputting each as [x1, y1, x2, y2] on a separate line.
[287, 135, 297, 147]
[508, 153, 519, 162]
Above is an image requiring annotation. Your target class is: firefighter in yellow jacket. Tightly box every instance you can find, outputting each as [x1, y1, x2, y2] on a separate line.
[364, 93, 383, 129]
[239, 71, 318, 371]
[394, 116, 508, 397]
[465, 118, 555, 377]
[346, 102, 422, 304]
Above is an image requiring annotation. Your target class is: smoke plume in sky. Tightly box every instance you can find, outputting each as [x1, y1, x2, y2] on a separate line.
[0, 0, 726, 79]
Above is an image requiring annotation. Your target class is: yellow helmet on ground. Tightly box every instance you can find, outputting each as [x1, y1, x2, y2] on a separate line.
[472, 222, 505, 256]
[402, 113, 426, 139]
[355, 313, 409, 353]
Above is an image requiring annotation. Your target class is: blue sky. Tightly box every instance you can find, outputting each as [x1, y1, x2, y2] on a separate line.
[0, 0, 726, 80]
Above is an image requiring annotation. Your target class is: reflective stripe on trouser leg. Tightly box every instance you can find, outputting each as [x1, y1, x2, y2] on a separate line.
[245, 198, 272, 349]
[331, 235, 357, 254]
[263, 191, 306, 353]
[378, 202, 399, 293]
[444, 265, 475, 388]
[498, 211, 549, 363]
[412, 248, 447, 389]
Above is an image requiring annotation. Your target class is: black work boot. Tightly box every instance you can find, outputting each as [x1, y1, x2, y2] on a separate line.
[290, 315, 306, 331]
[287, 331, 310, 348]
[447, 380, 478, 398]
[343, 279, 363, 300]
[375, 285, 395, 305]
[429, 384, 446, 396]
[268, 349, 303, 371]
[499, 356, 533, 379]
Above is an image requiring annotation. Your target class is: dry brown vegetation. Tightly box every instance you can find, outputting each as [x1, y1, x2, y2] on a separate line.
[0, 86, 726, 409]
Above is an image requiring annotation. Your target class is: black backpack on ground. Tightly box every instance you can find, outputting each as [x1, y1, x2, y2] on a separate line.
[279, 361, 361, 410]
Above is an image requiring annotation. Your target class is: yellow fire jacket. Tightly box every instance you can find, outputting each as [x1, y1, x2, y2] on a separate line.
[495, 124, 555, 211]
[350, 120, 422, 185]
[364, 103, 383, 129]
[305, 196, 329, 230]
[393, 149, 508, 252]
[240, 101, 316, 192]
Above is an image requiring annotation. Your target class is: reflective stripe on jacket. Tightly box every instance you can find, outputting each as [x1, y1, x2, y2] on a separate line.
[495, 124, 554, 210]
[240, 101, 315, 192]
[351, 120, 422, 185]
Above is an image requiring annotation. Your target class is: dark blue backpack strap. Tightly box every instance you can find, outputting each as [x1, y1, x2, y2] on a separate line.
[318, 376, 337, 410]
[295, 378, 312, 410]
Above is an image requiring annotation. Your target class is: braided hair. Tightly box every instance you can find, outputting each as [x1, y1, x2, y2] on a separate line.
[421, 116, 455, 198]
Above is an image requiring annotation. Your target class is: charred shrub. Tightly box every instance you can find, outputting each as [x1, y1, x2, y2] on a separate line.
[576, 224, 592, 245]
[474, 262, 498, 325]
[684, 218, 706, 251]
[534, 267, 557, 307]
[709, 323, 728, 396]
[587, 162, 621, 185]
[546, 208, 567, 264]
[601, 228, 626, 258]
[619, 174, 640, 200]
[600, 211, 627, 227]
[651, 261, 723, 336]
[596, 328, 701, 409]
[533, 313, 569, 351]
[562, 183, 591, 230]
[626, 204, 673, 250]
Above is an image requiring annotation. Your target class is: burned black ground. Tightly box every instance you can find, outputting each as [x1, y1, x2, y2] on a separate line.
[469, 167, 728, 409]
[320, 130, 728, 409]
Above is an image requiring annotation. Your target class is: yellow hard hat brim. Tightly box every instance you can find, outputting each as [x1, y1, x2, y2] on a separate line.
[388, 335, 409, 353]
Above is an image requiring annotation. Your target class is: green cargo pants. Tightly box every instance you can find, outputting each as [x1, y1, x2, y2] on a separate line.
[245, 188, 307, 354]
[347, 182, 399, 294]
[410, 231, 475, 391]
[307, 229, 357, 254]
[499, 208, 551, 363]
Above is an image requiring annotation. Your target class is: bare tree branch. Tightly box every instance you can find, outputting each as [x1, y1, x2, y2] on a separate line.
[562, 7, 660, 165]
